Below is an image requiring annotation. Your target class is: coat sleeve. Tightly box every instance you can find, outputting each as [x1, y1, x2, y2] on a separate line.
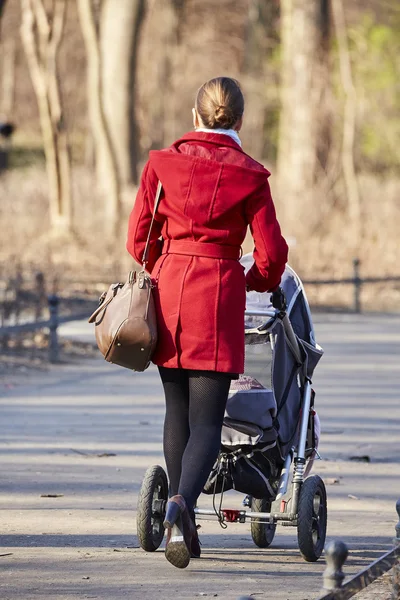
[245, 179, 288, 293]
[126, 161, 163, 273]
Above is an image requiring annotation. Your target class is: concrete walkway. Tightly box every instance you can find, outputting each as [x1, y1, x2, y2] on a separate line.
[1, 313, 399, 599]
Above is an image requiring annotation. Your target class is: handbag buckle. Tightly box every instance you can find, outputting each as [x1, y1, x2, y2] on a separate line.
[138, 271, 147, 289]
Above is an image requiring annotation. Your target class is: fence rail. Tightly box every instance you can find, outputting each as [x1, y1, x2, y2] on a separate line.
[301, 258, 400, 313]
[0, 293, 96, 363]
[1, 258, 400, 361]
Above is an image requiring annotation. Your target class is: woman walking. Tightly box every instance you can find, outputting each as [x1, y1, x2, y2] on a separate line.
[127, 77, 288, 568]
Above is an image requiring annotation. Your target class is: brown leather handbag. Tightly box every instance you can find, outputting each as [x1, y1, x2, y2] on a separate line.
[88, 182, 162, 371]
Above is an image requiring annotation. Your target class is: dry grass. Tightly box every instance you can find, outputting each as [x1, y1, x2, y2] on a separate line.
[1, 165, 399, 312]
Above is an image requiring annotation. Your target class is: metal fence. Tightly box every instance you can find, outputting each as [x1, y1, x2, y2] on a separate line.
[303, 258, 400, 313]
[0, 294, 94, 362]
[0, 270, 97, 362]
[1, 258, 400, 360]
[238, 498, 400, 600]
[316, 498, 400, 599]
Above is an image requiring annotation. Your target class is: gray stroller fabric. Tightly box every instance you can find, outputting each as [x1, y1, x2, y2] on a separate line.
[223, 256, 323, 456]
[203, 258, 323, 498]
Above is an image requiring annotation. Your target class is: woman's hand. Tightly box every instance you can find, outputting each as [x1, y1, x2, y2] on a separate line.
[270, 287, 286, 311]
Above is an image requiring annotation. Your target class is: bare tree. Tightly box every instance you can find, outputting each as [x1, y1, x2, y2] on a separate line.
[100, 0, 145, 186]
[277, 0, 330, 225]
[20, 0, 72, 233]
[78, 0, 146, 236]
[332, 0, 360, 239]
[1, 38, 16, 119]
[77, 0, 120, 238]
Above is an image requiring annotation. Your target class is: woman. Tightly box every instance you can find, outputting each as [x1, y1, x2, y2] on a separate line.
[127, 77, 288, 569]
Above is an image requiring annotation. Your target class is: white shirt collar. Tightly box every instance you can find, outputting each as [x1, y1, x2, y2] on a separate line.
[195, 128, 242, 147]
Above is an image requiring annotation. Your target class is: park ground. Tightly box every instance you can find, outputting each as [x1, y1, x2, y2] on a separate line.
[0, 312, 399, 599]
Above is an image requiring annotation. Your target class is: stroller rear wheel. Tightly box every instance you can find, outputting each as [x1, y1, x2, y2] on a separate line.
[250, 497, 277, 548]
[137, 465, 168, 552]
[297, 475, 327, 562]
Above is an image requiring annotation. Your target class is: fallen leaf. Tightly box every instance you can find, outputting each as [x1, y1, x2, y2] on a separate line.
[40, 494, 64, 498]
[70, 449, 116, 458]
[349, 455, 370, 463]
[96, 453, 116, 457]
[323, 478, 340, 485]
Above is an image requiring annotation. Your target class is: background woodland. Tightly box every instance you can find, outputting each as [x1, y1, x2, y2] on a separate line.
[0, 0, 399, 309]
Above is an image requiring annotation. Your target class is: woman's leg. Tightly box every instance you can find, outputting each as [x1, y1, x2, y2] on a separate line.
[158, 366, 190, 497]
[178, 371, 231, 512]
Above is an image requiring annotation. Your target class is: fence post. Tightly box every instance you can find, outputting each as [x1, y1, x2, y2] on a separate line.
[322, 540, 348, 592]
[392, 499, 400, 599]
[48, 294, 59, 363]
[353, 258, 361, 313]
[35, 271, 46, 320]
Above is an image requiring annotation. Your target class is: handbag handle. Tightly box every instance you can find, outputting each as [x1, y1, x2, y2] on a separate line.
[142, 180, 163, 270]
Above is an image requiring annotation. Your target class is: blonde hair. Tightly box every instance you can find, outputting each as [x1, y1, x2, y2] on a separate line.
[195, 77, 244, 130]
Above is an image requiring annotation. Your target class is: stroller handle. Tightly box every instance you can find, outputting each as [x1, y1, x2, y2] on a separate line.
[245, 309, 303, 367]
[244, 309, 278, 318]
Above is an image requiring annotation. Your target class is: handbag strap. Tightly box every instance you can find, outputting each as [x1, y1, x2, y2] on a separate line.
[142, 180, 163, 269]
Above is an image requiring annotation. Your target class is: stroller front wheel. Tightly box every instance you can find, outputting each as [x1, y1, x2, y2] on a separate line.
[250, 497, 277, 548]
[297, 475, 327, 562]
[136, 465, 168, 552]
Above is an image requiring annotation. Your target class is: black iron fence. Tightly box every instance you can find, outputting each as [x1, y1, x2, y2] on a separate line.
[316, 498, 400, 599]
[0, 294, 95, 363]
[238, 498, 400, 600]
[0, 270, 97, 362]
[1, 258, 400, 360]
[303, 258, 400, 313]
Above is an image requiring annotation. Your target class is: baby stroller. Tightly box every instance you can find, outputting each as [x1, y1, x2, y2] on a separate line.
[136, 257, 326, 562]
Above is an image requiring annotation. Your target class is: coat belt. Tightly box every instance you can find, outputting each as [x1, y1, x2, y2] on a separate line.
[162, 239, 241, 260]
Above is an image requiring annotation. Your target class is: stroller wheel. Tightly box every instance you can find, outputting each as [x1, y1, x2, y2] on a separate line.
[250, 497, 277, 548]
[137, 465, 168, 552]
[297, 475, 327, 562]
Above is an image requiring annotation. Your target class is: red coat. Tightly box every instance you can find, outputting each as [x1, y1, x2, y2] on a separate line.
[127, 131, 288, 373]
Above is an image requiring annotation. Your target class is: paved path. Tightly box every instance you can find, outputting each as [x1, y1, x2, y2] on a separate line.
[1, 313, 399, 599]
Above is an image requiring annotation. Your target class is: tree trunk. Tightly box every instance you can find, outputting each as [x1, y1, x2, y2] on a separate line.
[100, 0, 145, 186]
[0, 0, 7, 22]
[277, 0, 329, 225]
[1, 39, 17, 119]
[77, 0, 120, 238]
[20, 0, 72, 234]
[158, 0, 185, 147]
[332, 0, 360, 239]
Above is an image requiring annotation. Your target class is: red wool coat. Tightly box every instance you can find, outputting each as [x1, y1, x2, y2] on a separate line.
[127, 131, 288, 374]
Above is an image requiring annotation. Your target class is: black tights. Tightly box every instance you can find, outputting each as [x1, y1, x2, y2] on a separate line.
[158, 367, 231, 512]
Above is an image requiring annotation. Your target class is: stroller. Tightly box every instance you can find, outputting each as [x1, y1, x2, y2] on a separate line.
[136, 257, 326, 562]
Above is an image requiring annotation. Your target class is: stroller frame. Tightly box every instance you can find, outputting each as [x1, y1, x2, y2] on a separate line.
[136, 305, 327, 563]
[194, 307, 311, 525]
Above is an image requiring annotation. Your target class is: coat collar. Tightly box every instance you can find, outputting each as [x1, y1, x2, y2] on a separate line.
[173, 130, 244, 152]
